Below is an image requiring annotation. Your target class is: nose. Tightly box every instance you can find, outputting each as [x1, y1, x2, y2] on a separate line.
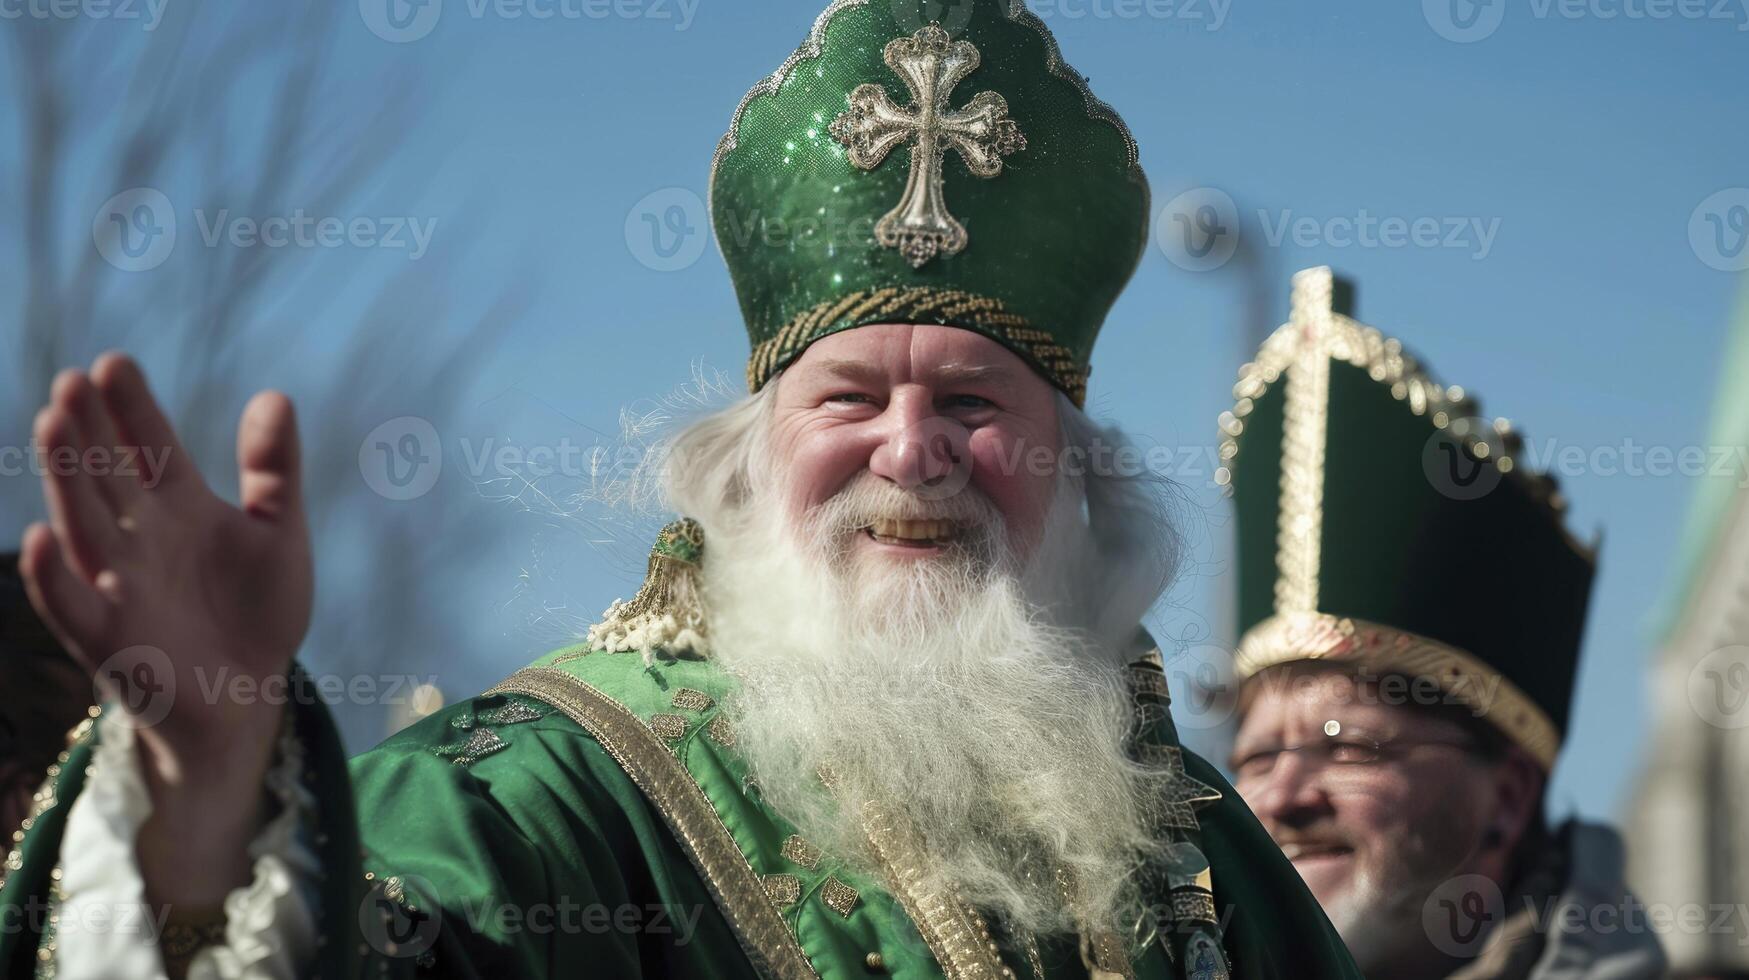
[1245, 753, 1333, 832]
[866, 390, 970, 494]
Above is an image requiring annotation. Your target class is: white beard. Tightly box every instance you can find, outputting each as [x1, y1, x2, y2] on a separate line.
[692, 450, 1176, 941]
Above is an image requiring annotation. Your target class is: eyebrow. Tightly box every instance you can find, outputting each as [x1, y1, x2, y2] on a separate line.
[930, 362, 1011, 384]
[810, 359, 891, 387]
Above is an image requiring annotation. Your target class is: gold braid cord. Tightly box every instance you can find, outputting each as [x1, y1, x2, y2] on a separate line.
[858, 799, 1019, 980]
[1235, 611, 1560, 770]
[746, 287, 1087, 406]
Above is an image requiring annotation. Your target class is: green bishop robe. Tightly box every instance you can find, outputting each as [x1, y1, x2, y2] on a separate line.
[0, 644, 1360, 979]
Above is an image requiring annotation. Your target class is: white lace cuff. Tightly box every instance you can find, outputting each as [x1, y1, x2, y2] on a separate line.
[55, 710, 321, 980]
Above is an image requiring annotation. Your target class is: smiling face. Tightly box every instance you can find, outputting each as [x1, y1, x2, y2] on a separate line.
[683, 323, 1185, 940]
[1230, 664, 1541, 975]
[768, 322, 1064, 564]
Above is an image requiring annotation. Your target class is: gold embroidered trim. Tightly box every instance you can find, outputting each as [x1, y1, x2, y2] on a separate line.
[486, 668, 819, 979]
[586, 518, 711, 661]
[821, 875, 860, 918]
[745, 287, 1087, 406]
[1274, 268, 1334, 614]
[649, 714, 689, 743]
[706, 714, 739, 749]
[1215, 267, 1592, 561]
[479, 700, 546, 726]
[1235, 611, 1560, 770]
[1127, 667, 1171, 705]
[781, 835, 823, 870]
[830, 26, 1027, 268]
[859, 799, 1016, 980]
[434, 727, 508, 767]
[671, 689, 715, 713]
[38, 877, 62, 977]
[2, 714, 95, 897]
[1216, 265, 1474, 492]
[763, 873, 803, 907]
[1171, 890, 1218, 924]
[1136, 744, 1222, 832]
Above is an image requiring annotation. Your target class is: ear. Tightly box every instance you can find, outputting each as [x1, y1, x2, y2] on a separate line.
[1483, 745, 1545, 859]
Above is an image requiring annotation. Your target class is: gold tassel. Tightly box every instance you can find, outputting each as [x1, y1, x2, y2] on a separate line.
[585, 518, 711, 662]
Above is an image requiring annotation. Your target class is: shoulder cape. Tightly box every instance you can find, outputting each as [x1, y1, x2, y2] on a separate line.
[0, 651, 1360, 979]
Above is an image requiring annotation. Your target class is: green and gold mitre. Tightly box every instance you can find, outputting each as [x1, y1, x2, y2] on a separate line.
[710, 0, 1150, 407]
[1220, 267, 1597, 771]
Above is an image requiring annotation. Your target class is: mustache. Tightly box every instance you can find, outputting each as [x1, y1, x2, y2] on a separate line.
[1268, 826, 1357, 851]
[803, 474, 1003, 537]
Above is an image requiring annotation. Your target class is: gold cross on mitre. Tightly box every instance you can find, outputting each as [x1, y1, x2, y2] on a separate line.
[829, 24, 1027, 267]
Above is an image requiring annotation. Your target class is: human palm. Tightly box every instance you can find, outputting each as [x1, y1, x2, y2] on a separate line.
[18, 352, 311, 778]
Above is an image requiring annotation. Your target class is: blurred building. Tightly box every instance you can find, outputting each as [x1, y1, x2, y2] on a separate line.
[1628, 280, 1749, 972]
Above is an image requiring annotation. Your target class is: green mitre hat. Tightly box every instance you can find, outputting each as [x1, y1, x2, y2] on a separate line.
[710, 0, 1151, 407]
[1221, 268, 1597, 771]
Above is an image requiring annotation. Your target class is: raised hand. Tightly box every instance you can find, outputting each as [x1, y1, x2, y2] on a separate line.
[17, 352, 314, 906]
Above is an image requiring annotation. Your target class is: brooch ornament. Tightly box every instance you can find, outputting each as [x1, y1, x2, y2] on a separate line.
[829, 24, 1026, 267]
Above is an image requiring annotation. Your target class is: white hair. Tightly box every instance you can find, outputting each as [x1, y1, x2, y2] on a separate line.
[656, 383, 1184, 649]
[616, 376, 1190, 942]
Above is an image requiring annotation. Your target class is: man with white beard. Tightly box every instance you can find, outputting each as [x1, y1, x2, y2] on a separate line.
[1, 3, 1362, 978]
[1221, 269, 1666, 980]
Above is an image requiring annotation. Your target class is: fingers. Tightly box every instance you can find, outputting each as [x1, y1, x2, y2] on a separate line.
[90, 352, 197, 492]
[35, 400, 123, 583]
[18, 522, 111, 660]
[237, 390, 303, 524]
[53, 367, 145, 515]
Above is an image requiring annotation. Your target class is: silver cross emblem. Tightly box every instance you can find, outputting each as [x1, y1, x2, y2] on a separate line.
[829, 25, 1026, 267]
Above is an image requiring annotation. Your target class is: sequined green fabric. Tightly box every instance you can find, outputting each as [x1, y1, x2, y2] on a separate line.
[710, 0, 1150, 405]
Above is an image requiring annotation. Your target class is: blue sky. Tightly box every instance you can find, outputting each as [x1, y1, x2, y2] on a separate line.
[3, 0, 1746, 823]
